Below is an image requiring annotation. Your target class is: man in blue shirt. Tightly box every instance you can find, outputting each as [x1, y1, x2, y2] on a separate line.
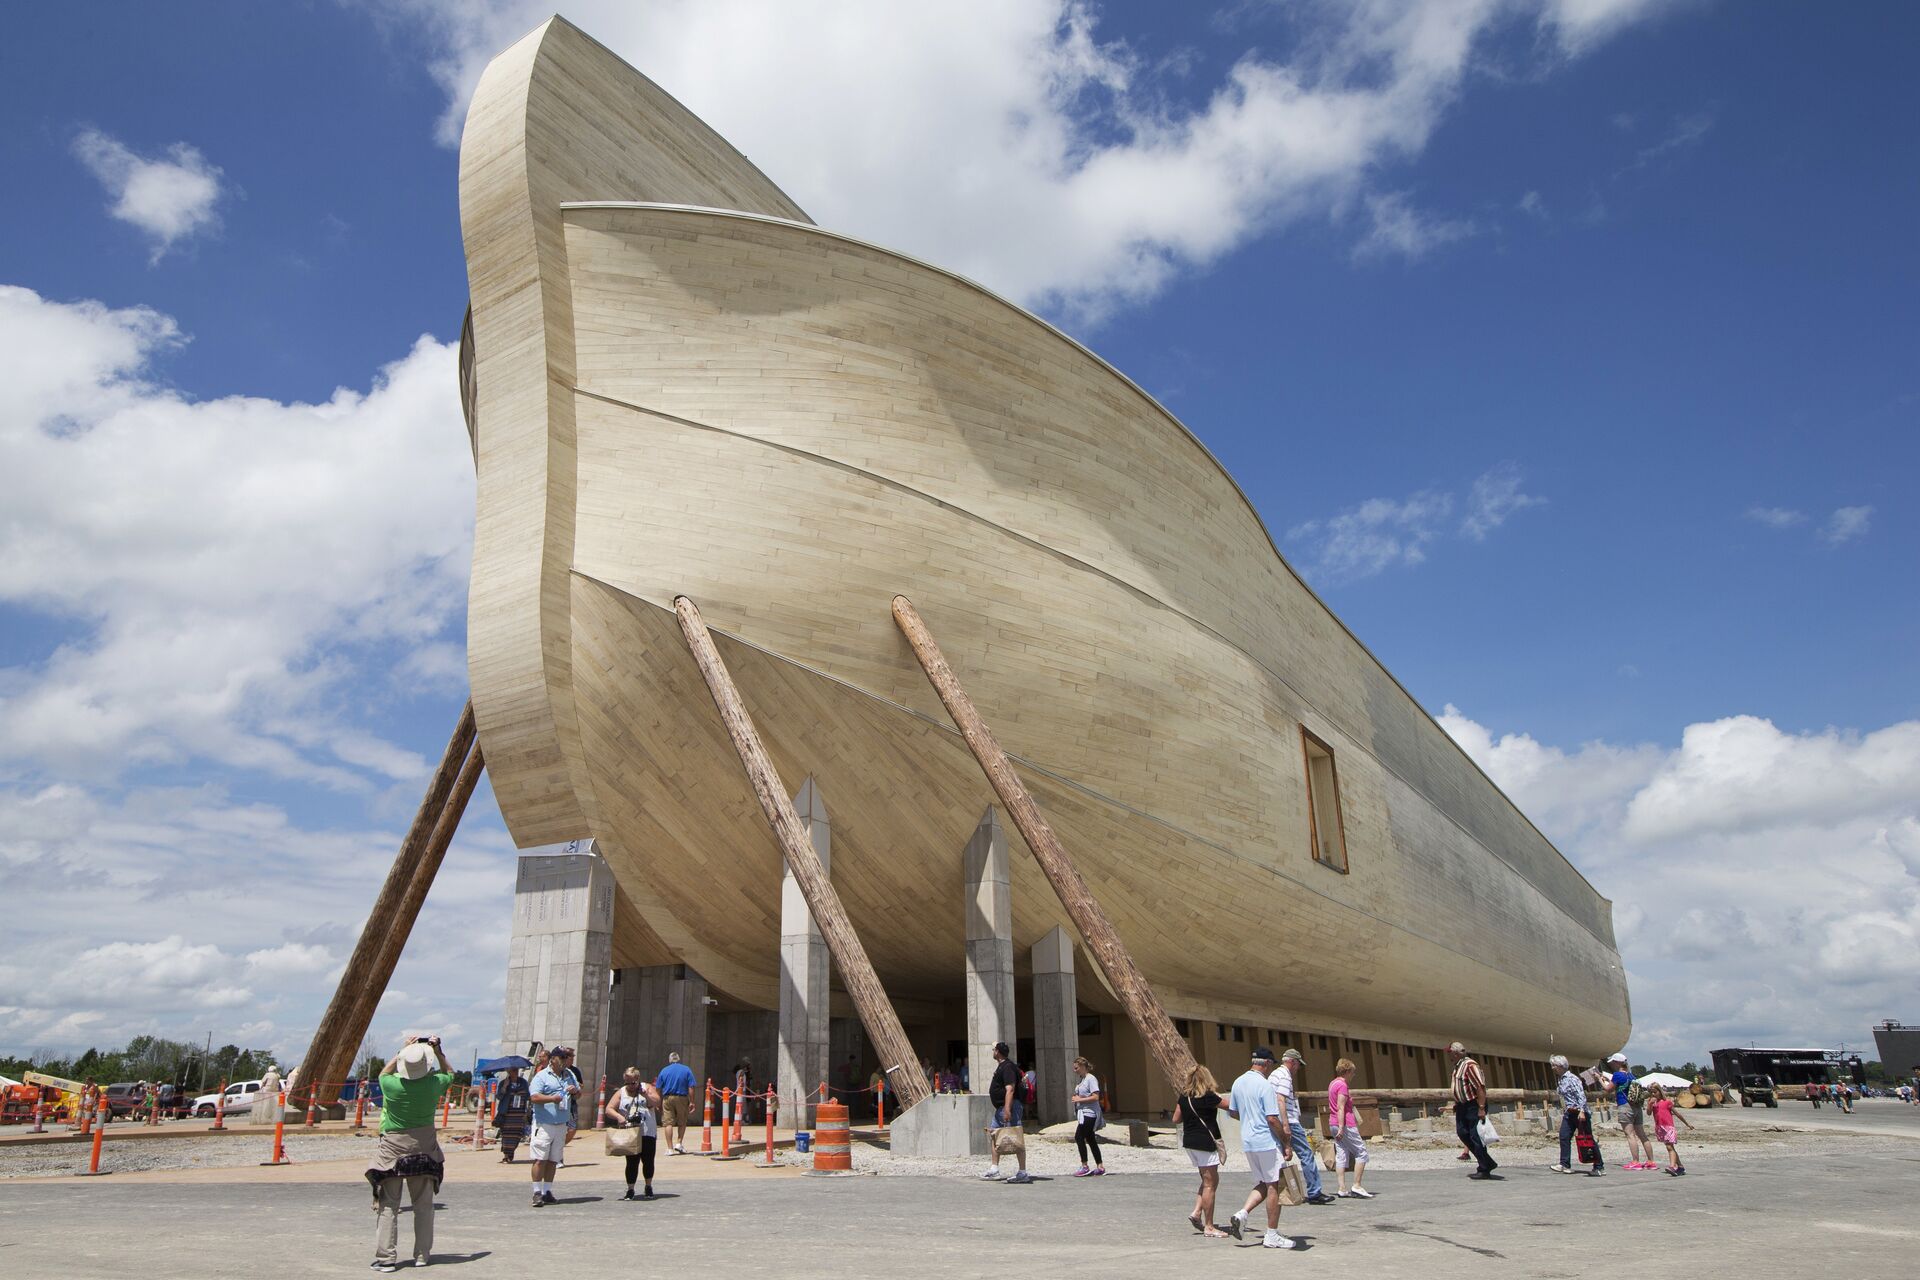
[527, 1046, 580, 1207]
[1221, 1047, 1297, 1250]
[655, 1052, 697, 1154]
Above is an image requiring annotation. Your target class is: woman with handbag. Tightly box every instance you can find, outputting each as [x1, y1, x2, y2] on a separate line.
[1173, 1064, 1229, 1236]
[1070, 1056, 1106, 1177]
[602, 1068, 660, 1200]
[1327, 1058, 1372, 1197]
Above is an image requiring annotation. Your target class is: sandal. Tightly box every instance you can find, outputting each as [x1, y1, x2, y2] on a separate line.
[1188, 1213, 1205, 1233]
[1203, 1228, 1230, 1239]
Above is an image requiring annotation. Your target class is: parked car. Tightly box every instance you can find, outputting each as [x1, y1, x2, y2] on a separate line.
[102, 1083, 148, 1119]
[190, 1078, 265, 1118]
[1740, 1073, 1779, 1108]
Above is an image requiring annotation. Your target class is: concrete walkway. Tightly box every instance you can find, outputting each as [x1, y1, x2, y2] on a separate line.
[0, 1135, 1912, 1278]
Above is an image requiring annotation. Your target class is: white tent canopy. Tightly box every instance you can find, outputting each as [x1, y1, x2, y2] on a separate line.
[1638, 1072, 1693, 1090]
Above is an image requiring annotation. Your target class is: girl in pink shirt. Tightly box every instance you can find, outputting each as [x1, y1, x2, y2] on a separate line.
[1646, 1084, 1694, 1175]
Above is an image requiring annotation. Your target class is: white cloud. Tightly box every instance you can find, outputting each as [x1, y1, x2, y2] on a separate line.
[1460, 461, 1546, 540]
[380, 0, 1674, 321]
[1289, 464, 1543, 582]
[71, 129, 225, 264]
[1442, 705, 1920, 1062]
[0, 286, 473, 789]
[1819, 504, 1873, 546]
[1625, 108, 1715, 171]
[1353, 190, 1478, 262]
[1288, 490, 1453, 582]
[1518, 189, 1548, 218]
[1746, 505, 1806, 529]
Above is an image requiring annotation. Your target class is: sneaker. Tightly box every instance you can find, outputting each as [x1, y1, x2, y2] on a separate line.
[372, 1266, 398, 1275]
[1088, 1168, 1105, 1177]
[1227, 1212, 1246, 1241]
[1587, 1169, 1605, 1177]
[529, 1194, 544, 1208]
[1347, 1187, 1374, 1198]
[1008, 1170, 1033, 1184]
[413, 1259, 431, 1269]
[643, 1188, 654, 1199]
[1548, 1164, 1571, 1174]
[1072, 1166, 1091, 1177]
[1263, 1231, 1298, 1250]
[620, 1189, 635, 1201]
[541, 1191, 557, 1204]
[1468, 1171, 1504, 1180]
[979, 1166, 1004, 1180]
[1672, 1167, 1686, 1176]
[1306, 1192, 1338, 1205]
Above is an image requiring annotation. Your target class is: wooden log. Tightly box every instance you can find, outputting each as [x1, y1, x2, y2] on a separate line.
[1676, 1090, 1696, 1108]
[891, 594, 1199, 1095]
[673, 596, 931, 1110]
[298, 702, 475, 1103]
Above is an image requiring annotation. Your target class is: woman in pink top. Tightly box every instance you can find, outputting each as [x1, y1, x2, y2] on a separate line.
[1645, 1084, 1694, 1175]
[1327, 1059, 1372, 1198]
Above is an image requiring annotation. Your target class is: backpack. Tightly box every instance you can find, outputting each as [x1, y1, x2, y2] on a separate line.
[1626, 1080, 1647, 1106]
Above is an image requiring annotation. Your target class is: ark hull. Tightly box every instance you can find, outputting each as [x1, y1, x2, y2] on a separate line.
[459, 18, 1630, 1079]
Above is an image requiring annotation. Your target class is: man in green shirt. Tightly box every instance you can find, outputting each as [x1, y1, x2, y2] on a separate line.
[366, 1036, 453, 1272]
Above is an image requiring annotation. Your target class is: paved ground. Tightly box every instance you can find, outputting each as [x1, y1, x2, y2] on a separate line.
[1, 1120, 1915, 1278]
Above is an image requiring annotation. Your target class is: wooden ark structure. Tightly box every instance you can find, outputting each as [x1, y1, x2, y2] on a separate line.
[457, 17, 1630, 1113]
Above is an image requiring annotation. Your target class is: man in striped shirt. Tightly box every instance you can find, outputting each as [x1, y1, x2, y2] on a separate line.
[1448, 1041, 1500, 1179]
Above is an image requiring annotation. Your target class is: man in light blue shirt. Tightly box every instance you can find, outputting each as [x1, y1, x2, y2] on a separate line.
[1221, 1047, 1296, 1249]
[526, 1046, 580, 1207]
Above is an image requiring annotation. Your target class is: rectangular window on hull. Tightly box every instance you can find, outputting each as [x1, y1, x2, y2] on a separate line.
[1301, 728, 1349, 873]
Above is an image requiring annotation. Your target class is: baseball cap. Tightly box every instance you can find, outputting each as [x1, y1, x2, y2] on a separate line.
[1608, 1052, 1628, 1063]
[1251, 1046, 1277, 1063]
[1281, 1049, 1304, 1063]
[994, 1042, 1010, 1056]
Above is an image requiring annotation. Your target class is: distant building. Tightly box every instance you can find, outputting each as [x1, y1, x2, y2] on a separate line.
[1871, 1021, 1920, 1075]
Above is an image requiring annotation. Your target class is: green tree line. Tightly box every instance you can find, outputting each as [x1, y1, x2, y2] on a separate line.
[1, 1036, 278, 1090]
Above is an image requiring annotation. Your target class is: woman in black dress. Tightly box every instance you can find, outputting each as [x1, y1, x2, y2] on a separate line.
[492, 1065, 531, 1163]
[1173, 1064, 1228, 1237]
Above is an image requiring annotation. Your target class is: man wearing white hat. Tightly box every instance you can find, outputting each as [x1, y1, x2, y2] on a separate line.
[366, 1035, 454, 1273]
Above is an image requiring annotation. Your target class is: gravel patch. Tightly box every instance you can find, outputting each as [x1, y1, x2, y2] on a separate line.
[0, 1132, 380, 1179]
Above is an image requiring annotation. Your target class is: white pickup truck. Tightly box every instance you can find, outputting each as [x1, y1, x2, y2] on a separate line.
[190, 1078, 265, 1118]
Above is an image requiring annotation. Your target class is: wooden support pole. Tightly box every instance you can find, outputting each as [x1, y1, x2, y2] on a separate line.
[299, 702, 477, 1104]
[891, 594, 1199, 1095]
[672, 596, 931, 1111]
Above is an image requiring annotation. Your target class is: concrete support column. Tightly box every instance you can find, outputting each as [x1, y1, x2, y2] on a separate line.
[964, 806, 1015, 1100]
[779, 777, 832, 1126]
[501, 845, 616, 1100]
[606, 963, 710, 1084]
[1030, 925, 1079, 1127]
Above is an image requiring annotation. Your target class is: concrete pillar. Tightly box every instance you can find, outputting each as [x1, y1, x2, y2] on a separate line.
[1030, 925, 1079, 1127]
[779, 777, 832, 1125]
[964, 806, 1015, 1101]
[606, 963, 710, 1084]
[501, 844, 616, 1102]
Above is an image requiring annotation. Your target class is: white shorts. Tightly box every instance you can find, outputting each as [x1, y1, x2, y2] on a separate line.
[1186, 1147, 1221, 1168]
[1243, 1146, 1282, 1184]
[1333, 1128, 1369, 1170]
[528, 1122, 569, 1162]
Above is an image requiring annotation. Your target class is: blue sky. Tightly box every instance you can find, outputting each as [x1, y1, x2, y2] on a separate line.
[1, 1, 1913, 1070]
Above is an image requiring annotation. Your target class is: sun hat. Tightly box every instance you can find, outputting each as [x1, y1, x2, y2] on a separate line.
[397, 1042, 434, 1080]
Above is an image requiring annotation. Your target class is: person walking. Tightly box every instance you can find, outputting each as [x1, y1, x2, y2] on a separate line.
[1222, 1047, 1297, 1249]
[1608, 1053, 1654, 1169]
[1070, 1056, 1107, 1177]
[1646, 1084, 1694, 1175]
[1275, 1049, 1337, 1204]
[527, 1046, 579, 1207]
[1548, 1054, 1603, 1177]
[654, 1051, 696, 1154]
[604, 1068, 661, 1200]
[1327, 1058, 1372, 1198]
[493, 1064, 531, 1163]
[1174, 1064, 1229, 1236]
[364, 1035, 453, 1273]
[1448, 1041, 1500, 1179]
[979, 1042, 1032, 1184]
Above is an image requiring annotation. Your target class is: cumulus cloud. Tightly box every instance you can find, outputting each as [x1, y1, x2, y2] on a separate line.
[1288, 464, 1544, 582]
[1819, 504, 1873, 546]
[1353, 191, 1478, 262]
[1460, 461, 1547, 541]
[71, 129, 225, 264]
[378, 0, 1674, 321]
[0, 286, 473, 788]
[1443, 705, 1920, 1060]
[1746, 505, 1806, 529]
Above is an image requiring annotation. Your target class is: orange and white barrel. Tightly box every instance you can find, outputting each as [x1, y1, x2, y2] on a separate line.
[812, 1099, 851, 1172]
